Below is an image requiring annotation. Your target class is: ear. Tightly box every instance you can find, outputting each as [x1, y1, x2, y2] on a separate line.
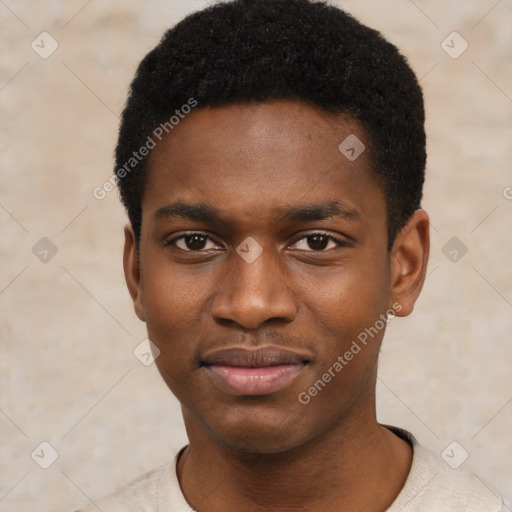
[389, 209, 430, 317]
[123, 223, 145, 322]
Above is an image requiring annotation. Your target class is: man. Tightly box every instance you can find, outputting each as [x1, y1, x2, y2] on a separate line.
[78, 0, 505, 510]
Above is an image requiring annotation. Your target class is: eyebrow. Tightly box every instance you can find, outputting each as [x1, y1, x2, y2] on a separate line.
[152, 200, 360, 224]
[281, 201, 359, 222]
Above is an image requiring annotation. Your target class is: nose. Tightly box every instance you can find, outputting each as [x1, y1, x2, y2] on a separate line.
[210, 245, 297, 330]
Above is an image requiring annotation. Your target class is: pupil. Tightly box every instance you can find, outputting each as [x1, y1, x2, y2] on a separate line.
[186, 235, 206, 250]
[308, 235, 328, 250]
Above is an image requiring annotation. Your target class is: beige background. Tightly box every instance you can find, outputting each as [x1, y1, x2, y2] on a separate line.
[1, 0, 511, 510]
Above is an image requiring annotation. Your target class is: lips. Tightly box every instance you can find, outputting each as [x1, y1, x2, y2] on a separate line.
[201, 346, 309, 396]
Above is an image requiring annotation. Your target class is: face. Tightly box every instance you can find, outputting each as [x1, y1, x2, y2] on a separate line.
[124, 101, 428, 453]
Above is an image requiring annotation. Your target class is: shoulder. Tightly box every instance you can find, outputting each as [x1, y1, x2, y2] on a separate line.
[75, 462, 174, 512]
[74, 446, 193, 511]
[386, 427, 505, 512]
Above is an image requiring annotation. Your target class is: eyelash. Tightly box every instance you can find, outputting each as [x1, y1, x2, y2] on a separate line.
[165, 231, 348, 252]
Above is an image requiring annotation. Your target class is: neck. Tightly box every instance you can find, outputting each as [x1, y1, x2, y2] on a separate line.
[177, 403, 412, 512]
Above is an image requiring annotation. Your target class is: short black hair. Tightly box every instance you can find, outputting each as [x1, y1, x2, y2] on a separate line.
[115, 0, 426, 250]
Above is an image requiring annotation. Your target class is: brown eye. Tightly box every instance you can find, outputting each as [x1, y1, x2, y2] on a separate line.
[167, 233, 219, 251]
[290, 233, 344, 251]
[306, 235, 330, 250]
[181, 234, 208, 250]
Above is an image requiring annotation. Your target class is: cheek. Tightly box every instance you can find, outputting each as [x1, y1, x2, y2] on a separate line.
[303, 257, 389, 326]
[140, 250, 210, 326]
[297, 260, 391, 389]
[296, 273, 388, 414]
[148, 311, 212, 407]
[140, 262, 212, 370]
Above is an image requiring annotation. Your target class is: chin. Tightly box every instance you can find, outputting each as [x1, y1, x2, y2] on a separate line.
[214, 429, 306, 454]
[201, 404, 315, 454]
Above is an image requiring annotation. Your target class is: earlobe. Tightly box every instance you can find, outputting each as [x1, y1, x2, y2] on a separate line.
[389, 209, 430, 317]
[123, 223, 146, 322]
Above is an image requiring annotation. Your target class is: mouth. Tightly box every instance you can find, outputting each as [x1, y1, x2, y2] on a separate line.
[201, 346, 310, 396]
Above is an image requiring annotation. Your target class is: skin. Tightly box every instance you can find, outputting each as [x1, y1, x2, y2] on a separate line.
[124, 101, 430, 512]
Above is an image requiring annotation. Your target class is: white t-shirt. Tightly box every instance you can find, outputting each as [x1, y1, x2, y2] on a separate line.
[75, 427, 505, 511]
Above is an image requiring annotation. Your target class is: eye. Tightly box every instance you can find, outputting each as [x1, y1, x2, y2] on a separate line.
[290, 233, 346, 251]
[166, 232, 220, 251]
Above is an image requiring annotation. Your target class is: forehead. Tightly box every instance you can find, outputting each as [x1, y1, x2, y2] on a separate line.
[143, 101, 384, 227]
